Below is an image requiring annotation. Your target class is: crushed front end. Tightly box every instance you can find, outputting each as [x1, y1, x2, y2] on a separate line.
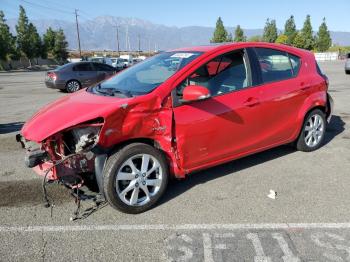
[17, 118, 103, 182]
[16, 118, 105, 217]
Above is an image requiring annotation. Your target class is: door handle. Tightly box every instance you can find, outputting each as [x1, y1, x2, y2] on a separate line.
[244, 97, 260, 107]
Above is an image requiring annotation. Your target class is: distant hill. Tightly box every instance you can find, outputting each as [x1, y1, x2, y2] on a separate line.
[6, 16, 350, 51]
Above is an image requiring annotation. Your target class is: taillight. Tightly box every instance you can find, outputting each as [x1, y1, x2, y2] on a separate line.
[47, 72, 57, 81]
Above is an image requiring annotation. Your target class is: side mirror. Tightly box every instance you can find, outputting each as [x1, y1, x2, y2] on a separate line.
[180, 85, 210, 103]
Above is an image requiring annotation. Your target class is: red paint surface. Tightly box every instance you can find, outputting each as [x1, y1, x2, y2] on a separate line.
[22, 42, 328, 179]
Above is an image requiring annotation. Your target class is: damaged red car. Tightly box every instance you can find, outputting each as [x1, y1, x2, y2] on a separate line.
[17, 43, 333, 214]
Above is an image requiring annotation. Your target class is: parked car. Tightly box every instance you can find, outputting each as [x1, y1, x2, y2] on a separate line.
[19, 43, 333, 214]
[88, 56, 113, 66]
[111, 57, 125, 69]
[45, 62, 117, 93]
[120, 54, 133, 67]
[345, 53, 350, 74]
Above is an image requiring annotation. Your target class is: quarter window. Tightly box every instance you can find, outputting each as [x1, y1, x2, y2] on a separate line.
[255, 48, 296, 83]
[177, 50, 250, 97]
[289, 54, 301, 76]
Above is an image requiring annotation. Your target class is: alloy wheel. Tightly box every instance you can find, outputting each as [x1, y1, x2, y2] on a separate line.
[304, 114, 325, 147]
[66, 81, 80, 92]
[115, 154, 163, 206]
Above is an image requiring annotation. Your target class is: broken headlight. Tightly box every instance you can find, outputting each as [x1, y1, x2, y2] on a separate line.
[71, 126, 101, 152]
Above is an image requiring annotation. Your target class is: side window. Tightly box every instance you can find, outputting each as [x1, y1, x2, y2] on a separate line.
[73, 63, 92, 71]
[289, 54, 301, 76]
[95, 63, 114, 71]
[255, 48, 294, 83]
[176, 50, 249, 98]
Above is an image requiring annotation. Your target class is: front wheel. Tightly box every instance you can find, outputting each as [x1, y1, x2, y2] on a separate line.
[103, 143, 169, 214]
[295, 109, 326, 152]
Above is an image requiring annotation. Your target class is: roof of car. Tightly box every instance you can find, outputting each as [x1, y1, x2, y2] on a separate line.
[171, 42, 308, 55]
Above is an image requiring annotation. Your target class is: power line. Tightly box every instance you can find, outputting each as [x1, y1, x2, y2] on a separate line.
[19, 0, 73, 15]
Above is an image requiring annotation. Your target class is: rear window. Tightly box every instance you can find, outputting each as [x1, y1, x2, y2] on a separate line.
[73, 63, 92, 71]
[255, 48, 296, 83]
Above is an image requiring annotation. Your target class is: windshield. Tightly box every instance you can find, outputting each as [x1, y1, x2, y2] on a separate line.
[91, 51, 203, 96]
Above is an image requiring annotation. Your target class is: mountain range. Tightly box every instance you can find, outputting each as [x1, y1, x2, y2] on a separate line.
[7, 16, 350, 51]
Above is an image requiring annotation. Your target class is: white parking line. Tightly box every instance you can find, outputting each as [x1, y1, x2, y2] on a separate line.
[1, 223, 350, 233]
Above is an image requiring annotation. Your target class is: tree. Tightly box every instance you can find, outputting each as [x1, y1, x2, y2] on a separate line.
[300, 15, 315, 50]
[0, 10, 16, 61]
[43, 27, 56, 54]
[52, 29, 68, 63]
[211, 17, 229, 43]
[234, 25, 246, 42]
[16, 5, 32, 64]
[248, 35, 262, 42]
[316, 18, 332, 52]
[293, 32, 306, 49]
[28, 23, 42, 63]
[284, 15, 297, 45]
[275, 34, 288, 44]
[262, 19, 278, 43]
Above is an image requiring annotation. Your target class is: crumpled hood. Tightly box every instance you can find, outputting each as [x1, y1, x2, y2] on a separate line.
[22, 90, 130, 142]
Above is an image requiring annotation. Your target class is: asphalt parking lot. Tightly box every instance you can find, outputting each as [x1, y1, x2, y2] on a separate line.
[0, 61, 349, 261]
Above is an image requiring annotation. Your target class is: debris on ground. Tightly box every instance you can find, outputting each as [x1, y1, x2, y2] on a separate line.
[267, 190, 277, 200]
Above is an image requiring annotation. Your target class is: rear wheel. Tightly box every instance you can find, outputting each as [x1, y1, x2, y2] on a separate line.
[66, 80, 81, 93]
[296, 109, 326, 152]
[103, 143, 169, 214]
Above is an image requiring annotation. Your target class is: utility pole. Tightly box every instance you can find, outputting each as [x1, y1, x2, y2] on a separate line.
[74, 9, 82, 58]
[113, 25, 120, 56]
[138, 34, 141, 53]
[125, 25, 129, 52]
[148, 38, 151, 56]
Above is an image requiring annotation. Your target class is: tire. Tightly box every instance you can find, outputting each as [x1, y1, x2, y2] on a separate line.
[346, 70, 350, 75]
[65, 80, 81, 93]
[295, 109, 326, 152]
[103, 143, 169, 214]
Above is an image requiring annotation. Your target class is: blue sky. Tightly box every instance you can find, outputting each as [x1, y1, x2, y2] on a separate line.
[1, 0, 349, 31]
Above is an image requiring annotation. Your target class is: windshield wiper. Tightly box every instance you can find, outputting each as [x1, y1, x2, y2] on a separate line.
[95, 84, 133, 97]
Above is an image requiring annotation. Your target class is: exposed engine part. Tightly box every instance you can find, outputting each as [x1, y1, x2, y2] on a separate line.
[25, 149, 47, 168]
[71, 126, 100, 152]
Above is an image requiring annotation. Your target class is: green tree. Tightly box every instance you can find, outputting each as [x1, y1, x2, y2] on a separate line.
[275, 34, 288, 44]
[248, 35, 262, 42]
[28, 22, 42, 63]
[211, 17, 229, 43]
[16, 5, 32, 64]
[316, 18, 332, 52]
[234, 25, 246, 42]
[300, 15, 315, 50]
[284, 15, 297, 45]
[293, 32, 306, 49]
[52, 29, 68, 63]
[43, 27, 56, 54]
[0, 10, 16, 61]
[262, 19, 278, 43]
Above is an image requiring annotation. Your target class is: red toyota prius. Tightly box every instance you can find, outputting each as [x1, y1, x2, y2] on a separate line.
[18, 42, 333, 214]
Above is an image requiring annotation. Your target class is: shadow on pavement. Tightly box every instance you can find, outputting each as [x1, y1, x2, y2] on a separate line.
[0, 122, 24, 134]
[324, 115, 346, 145]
